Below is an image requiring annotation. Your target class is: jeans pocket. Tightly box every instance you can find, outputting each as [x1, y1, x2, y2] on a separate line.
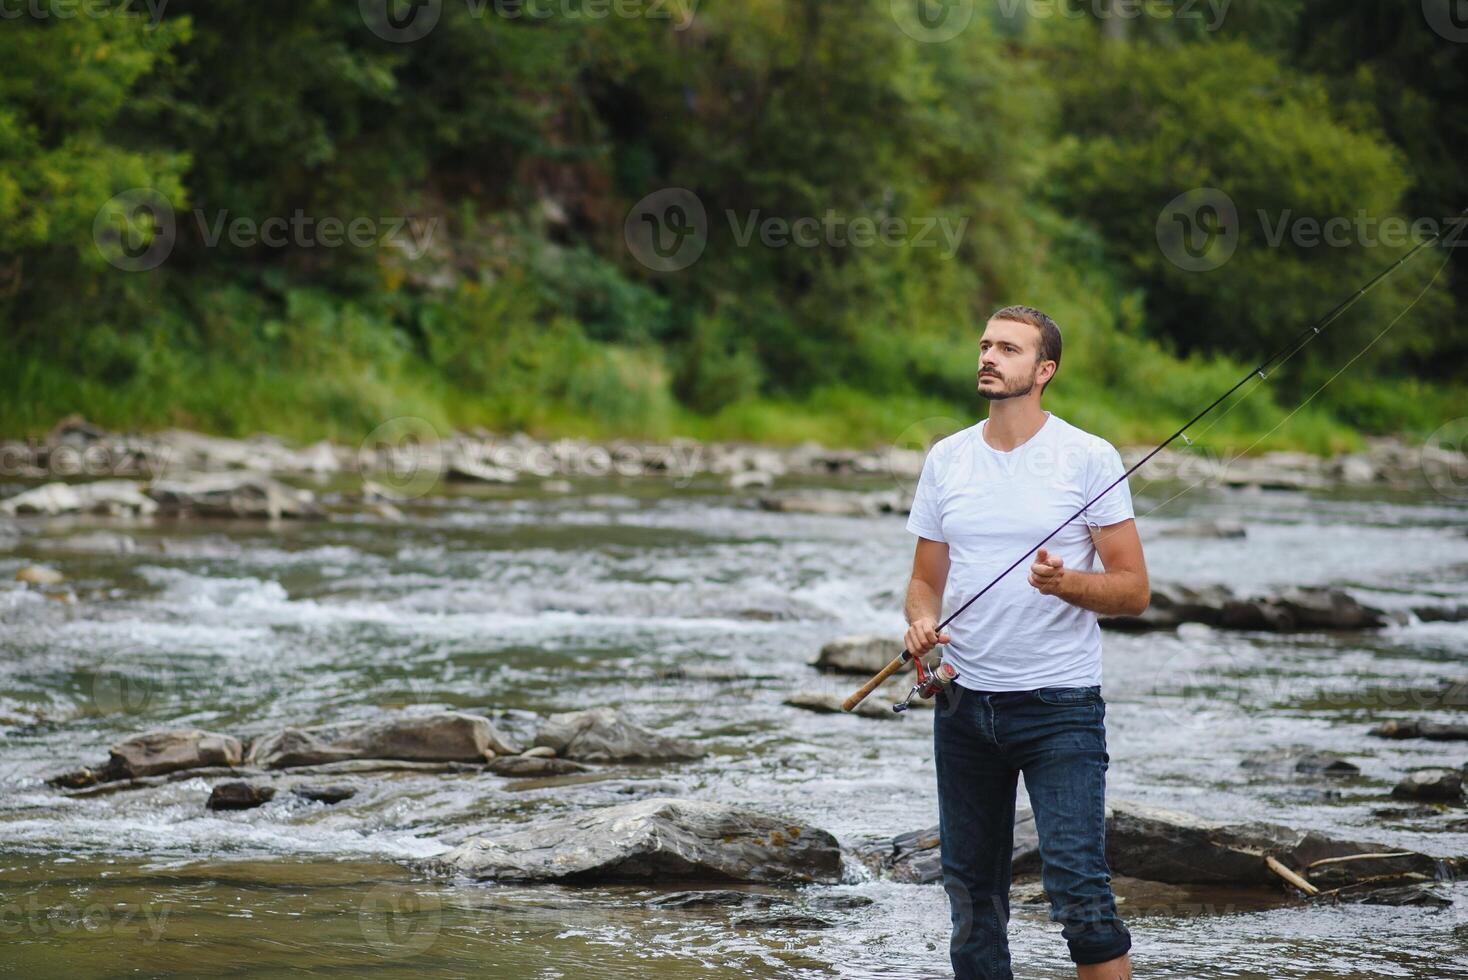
[1033, 686, 1101, 706]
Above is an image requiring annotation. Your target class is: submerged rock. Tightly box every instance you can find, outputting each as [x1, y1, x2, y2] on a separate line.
[437, 797, 841, 884]
[207, 781, 276, 811]
[247, 712, 519, 769]
[1240, 749, 1360, 777]
[783, 692, 900, 720]
[485, 755, 591, 777]
[291, 784, 356, 804]
[532, 708, 703, 763]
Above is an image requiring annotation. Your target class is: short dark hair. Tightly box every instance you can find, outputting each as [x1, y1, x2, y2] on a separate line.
[989, 304, 1062, 390]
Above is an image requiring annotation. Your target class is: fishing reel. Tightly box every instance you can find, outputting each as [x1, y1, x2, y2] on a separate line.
[893, 657, 957, 712]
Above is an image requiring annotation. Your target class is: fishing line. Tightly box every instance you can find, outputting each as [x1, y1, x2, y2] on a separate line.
[846, 206, 1465, 712]
[1133, 249, 1455, 525]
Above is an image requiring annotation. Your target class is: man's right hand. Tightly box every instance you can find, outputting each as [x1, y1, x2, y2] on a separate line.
[904, 617, 952, 656]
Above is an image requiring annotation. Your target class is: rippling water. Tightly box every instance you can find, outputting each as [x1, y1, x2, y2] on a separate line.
[1, 472, 1466, 978]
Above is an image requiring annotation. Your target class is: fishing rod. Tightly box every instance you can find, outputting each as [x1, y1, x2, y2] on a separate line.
[844, 206, 1466, 713]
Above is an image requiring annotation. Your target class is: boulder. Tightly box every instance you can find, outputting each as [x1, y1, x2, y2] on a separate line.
[1369, 719, 1468, 741]
[207, 781, 276, 811]
[15, 565, 65, 586]
[1223, 588, 1391, 631]
[436, 797, 841, 884]
[147, 473, 322, 519]
[107, 729, 244, 779]
[1104, 801, 1447, 889]
[1101, 585, 1392, 633]
[1391, 769, 1464, 802]
[852, 810, 1040, 885]
[1099, 583, 1235, 631]
[532, 707, 703, 763]
[246, 712, 519, 769]
[813, 635, 908, 675]
[0, 480, 158, 517]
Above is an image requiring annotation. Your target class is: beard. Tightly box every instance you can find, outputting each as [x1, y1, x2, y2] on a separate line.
[977, 368, 1037, 401]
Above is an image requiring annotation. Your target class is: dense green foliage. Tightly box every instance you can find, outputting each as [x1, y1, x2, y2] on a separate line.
[0, 0, 1462, 449]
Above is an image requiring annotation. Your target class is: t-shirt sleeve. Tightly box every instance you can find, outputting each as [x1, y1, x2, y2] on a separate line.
[905, 446, 947, 542]
[1081, 442, 1135, 528]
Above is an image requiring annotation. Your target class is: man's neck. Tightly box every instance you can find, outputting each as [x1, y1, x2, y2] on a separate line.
[982, 400, 1048, 452]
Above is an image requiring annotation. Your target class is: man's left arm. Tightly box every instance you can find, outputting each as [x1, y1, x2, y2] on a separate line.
[1027, 519, 1150, 617]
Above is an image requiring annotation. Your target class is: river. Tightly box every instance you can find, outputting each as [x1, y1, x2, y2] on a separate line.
[1, 469, 1466, 978]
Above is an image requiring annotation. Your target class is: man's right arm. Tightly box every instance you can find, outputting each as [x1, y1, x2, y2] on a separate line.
[904, 536, 952, 656]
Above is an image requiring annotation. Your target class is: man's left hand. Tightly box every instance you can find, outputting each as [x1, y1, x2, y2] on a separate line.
[1028, 547, 1065, 596]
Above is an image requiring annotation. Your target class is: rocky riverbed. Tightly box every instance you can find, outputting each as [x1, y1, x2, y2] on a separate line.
[1, 419, 1467, 977]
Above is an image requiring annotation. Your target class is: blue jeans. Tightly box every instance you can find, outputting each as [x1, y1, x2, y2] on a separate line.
[933, 684, 1131, 978]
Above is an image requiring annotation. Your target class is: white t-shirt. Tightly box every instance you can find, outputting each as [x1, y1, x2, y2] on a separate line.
[904, 411, 1134, 691]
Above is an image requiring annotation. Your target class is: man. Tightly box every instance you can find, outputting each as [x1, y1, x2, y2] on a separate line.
[902, 305, 1148, 980]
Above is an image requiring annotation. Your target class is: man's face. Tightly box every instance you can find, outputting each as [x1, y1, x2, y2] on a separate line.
[976, 318, 1050, 401]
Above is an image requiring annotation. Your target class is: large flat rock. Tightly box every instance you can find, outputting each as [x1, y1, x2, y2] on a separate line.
[247, 712, 519, 769]
[437, 798, 841, 884]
